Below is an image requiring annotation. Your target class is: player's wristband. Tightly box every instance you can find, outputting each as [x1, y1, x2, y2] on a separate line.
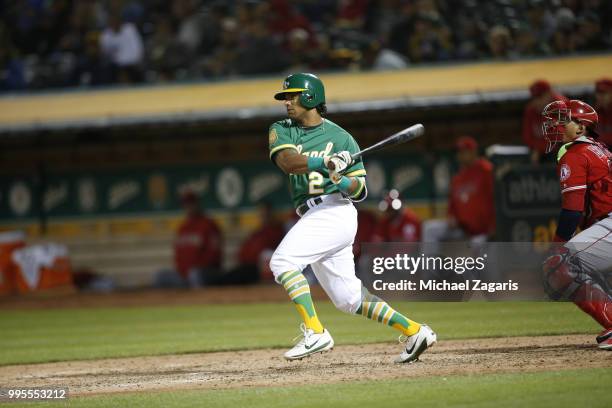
[307, 156, 324, 171]
[336, 176, 352, 192]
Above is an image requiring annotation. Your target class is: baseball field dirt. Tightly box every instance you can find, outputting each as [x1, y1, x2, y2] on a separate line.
[1, 334, 609, 396]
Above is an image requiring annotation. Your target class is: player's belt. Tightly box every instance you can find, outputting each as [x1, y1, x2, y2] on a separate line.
[296, 197, 324, 217]
[296, 193, 350, 217]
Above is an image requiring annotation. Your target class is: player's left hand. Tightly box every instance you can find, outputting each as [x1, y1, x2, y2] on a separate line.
[329, 169, 343, 184]
[326, 151, 353, 173]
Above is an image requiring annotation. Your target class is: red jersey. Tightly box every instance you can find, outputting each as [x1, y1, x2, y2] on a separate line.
[174, 214, 222, 278]
[522, 93, 567, 154]
[373, 208, 422, 243]
[557, 137, 612, 228]
[448, 158, 495, 236]
[238, 222, 284, 266]
[595, 105, 612, 149]
[352, 210, 377, 259]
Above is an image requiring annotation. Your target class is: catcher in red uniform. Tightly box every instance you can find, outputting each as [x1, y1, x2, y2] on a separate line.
[541, 99, 612, 350]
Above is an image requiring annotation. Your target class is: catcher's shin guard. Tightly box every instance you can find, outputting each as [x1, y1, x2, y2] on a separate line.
[542, 250, 580, 301]
[574, 288, 612, 329]
[543, 251, 612, 329]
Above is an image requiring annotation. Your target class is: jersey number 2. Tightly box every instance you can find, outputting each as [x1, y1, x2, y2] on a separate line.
[308, 172, 324, 194]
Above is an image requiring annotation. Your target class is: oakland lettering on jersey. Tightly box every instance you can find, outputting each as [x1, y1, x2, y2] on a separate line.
[296, 142, 334, 158]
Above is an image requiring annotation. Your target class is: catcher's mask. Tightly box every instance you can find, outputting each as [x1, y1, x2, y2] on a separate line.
[541, 99, 598, 153]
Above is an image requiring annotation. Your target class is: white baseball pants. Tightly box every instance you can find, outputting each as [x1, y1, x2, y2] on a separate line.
[270, 194, 363, 314]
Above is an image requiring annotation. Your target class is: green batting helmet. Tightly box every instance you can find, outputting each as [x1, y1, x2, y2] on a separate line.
[274, 73, 325, 109]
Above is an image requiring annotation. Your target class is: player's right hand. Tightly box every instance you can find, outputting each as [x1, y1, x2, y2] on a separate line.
[326, 151, 353, 173]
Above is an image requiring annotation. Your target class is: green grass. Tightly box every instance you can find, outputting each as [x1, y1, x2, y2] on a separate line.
[0, 301, 599, 365]
[10, 368, 612, 408]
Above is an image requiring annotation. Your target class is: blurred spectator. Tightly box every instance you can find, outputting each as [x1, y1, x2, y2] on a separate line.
[524, 0, 555, 55]
[386, 5, 418, 59]
[407, 13, 453, 63]
[198, 3, 229, 57]
[373, 190, 422, 243]
[487, 25, 516, 60]
[360, 40, 408, 71]
[202, 17, 240, 78]
[1, 0, 611, 92]
[99, 12, 144, 83]
[221, 202, 284, 285]
[363, 0, 405, 39]
[453, 14, 488, 60]
[594, 78, 612, 149]
[327, 46, 361, 71]
[0, 24, 26, 91]
[574, 13, 605, 51]
[172, 0, 205, 56]
[551, 7, 577, 55]
[336, 0, 368, 29]
[515, 26, 541, 57]
[145, 16, 188, 82]
[285, 28, 317, 72]
[422, 136, 495, 252]
[155, 190, 222, 288]
[269, 0, 315, 43]
[235, 18, 289, 75]
[71, 31, 114, 87]
[522, 79, 568, 162]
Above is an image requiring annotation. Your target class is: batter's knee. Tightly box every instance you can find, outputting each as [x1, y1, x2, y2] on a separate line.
[269, 250, 298, 283]
[330, 291, 362, 315]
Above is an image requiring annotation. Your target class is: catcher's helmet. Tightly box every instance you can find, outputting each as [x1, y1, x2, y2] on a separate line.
[541, 99, 598, 153]
[274, 73, 325, 109]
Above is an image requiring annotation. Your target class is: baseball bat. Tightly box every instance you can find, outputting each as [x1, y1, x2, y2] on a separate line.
[351, 123, 425, 160]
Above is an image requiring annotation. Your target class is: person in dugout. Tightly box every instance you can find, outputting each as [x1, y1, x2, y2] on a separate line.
[223, 202, 285, 284]
[422, 136, 495, 253]
[373, 189, 422, 243]
[155, 190, 222, 288]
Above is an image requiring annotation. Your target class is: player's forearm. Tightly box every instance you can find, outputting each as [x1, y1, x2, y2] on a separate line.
[335, 176, 366, 200]
[283, 156, 310, 174]
[554, 208, 582, 242]
[344, 177, 362, 195]
[274, 150, 321, 174]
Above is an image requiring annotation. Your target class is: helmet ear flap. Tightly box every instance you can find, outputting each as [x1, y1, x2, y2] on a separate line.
[300, 90, 316, 109]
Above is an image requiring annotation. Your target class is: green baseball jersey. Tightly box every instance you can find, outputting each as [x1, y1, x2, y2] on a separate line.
[268, 118, 366, 208]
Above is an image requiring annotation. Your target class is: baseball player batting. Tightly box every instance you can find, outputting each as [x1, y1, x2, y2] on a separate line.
[268, 72, 437, 362]
[541, 99, 612, 350]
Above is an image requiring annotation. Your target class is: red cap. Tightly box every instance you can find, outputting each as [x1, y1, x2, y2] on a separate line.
[529, 79, 552, 98]
[595, 78, 612, 93]
[455, 136, 478, 151]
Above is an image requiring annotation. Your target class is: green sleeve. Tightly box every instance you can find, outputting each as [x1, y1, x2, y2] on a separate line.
[343, 135, 367, 177]
[268, 122, 298, 161]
